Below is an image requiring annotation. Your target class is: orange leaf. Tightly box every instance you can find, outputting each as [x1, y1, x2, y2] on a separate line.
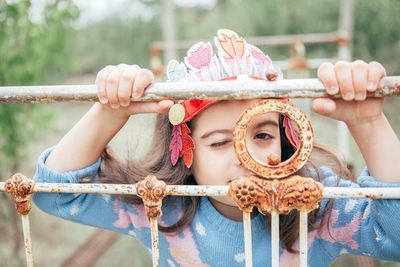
[218, 34, 245, 59]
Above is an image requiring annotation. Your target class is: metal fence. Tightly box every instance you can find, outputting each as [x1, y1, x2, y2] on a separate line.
[1, 77, 400, 267]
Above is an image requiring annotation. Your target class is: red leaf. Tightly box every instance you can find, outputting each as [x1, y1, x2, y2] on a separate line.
[169, 125, 182, 166]
[180, 123, 195, 168]
[182, 147, 194, 168]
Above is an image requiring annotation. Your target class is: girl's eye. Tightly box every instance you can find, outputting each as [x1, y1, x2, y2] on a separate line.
[254, 133, 273, 140]
[210, 140, 230, 148]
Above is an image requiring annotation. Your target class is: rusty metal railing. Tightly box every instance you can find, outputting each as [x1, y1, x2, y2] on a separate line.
[1, 76, 400, 267]
[2, 178, 400, 267]
[1, 77, 399, 103]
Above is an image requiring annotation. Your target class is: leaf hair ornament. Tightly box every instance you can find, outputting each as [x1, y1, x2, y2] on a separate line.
[167, 29, 293, 168]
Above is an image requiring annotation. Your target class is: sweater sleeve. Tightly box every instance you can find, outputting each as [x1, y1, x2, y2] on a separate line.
[316, 167, 400, 261]
[32, 147, 152, 238]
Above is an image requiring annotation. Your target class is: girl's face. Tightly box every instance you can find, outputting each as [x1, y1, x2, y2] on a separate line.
[191, 100, 281, 220]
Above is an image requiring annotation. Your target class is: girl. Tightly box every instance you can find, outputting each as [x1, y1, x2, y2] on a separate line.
[33, 30, 400, 266]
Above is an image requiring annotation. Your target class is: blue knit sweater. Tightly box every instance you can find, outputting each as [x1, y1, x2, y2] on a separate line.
[33, 147, 400, 266]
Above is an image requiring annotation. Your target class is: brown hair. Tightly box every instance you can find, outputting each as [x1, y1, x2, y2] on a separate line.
[99, 112, 352, 251]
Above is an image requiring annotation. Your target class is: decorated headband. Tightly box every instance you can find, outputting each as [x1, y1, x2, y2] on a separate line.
[166, 29, 298, 168]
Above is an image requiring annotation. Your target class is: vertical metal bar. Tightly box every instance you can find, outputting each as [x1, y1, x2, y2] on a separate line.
[338, 0, 354, 59]
[337, 0, 354, 162]
[338, 121, 350, 161]
[271, 210, 280, 267]
[162, 0, 176, 62]
[243, 212, 253, 267]
[299, 211, 308, 267]
[150, 218, 160, 267]
[21, 215, 34, 267]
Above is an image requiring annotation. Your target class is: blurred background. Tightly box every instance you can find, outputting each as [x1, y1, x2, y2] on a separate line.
[1, 0, 400, 266]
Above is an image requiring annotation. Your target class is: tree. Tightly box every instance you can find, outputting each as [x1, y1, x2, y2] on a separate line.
[0, 1, 79, 265]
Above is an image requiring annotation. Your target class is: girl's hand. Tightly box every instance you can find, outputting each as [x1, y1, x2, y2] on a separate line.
[312, 60, 386, 127]
[95, 64, 174, 117]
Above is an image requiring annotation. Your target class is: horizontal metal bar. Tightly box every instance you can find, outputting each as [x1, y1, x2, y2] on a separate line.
[322, 187, 400, 199]
[151, 32, 344, 51]
[1, 76, 399, 103]
[1, 182, 400, 199]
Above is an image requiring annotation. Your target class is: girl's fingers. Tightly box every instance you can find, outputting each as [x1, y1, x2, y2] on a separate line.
[128, 100, 174, 114]
[334, 61, 354, 101]
[106, 65, 126, 108]
[317, 62, 339, 95]
[351, 60, 368, 101]
[312, 98, 336, 115]
[118, 65, 140, 107]
[96, 64, 157, 111]
[95, 65, 114, 104]
[132, 68, 154, 98]
[367, 61, 386, 92]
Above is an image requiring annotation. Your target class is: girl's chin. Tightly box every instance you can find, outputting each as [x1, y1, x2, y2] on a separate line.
[209, 197, 245, 221]
[211, 196, 238, 207]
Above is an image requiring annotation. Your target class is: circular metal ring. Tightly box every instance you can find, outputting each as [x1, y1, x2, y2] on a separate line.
[233, 99, 313, 179]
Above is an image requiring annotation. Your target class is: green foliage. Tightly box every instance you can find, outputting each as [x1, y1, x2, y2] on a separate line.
[174, 0, 400, 73]
[0, 0, 79, 174]
[353, 0, 400, 74]
[69, 16, 161, 74]
[73, 0, 400, 75]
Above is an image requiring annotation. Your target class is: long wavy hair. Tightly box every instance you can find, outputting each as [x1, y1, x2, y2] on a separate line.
[99, 112, 352, 253]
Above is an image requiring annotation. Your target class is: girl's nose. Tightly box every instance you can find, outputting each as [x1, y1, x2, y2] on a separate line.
[233, 156, 255, 178]
[234, 155, 242, 166]
[232, 149, 254, 175]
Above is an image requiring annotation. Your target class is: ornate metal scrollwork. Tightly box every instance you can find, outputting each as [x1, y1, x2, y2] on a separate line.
[5, 173, 35, 215]
[229, 176, 323, 214]
[136, 175, 169, 219]
[230, 99, 323, 214]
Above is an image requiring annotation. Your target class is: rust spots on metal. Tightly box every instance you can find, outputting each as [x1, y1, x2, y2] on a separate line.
[336, 33, 350, 46]
[266, 72, 279, 81]
[228, 176, 323, 214]
[355, 191, 380, 199]
[364, 194, 377, 199]
[136, 176, 168, 219]
[5, 173, 35, 215]
[165, 185, 177, 196]
[267, 154, 281, 166]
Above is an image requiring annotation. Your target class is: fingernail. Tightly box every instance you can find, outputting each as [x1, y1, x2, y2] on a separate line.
[343, 92, 354, 100]
[367, 82, 376, 91]
[121, 101, 130, 107]
[327, 86, 339, 94]
[99, 97, 107, 104]
[355, 92, 365, 100]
